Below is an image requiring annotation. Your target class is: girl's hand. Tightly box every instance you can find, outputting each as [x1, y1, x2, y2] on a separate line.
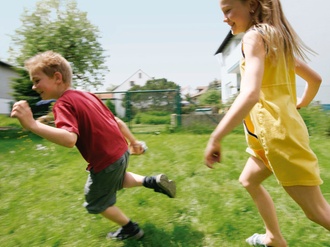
[204, 139, 221, 169]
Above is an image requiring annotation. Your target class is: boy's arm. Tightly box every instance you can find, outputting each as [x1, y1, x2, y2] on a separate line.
[114, 117, 145, 154]
[11, 100, 77, 148]
[115, 117, 138, 145]
[295, 58, 322, 109]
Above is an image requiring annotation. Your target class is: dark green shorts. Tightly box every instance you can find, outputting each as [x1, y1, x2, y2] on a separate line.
[84, 151, 129, 214]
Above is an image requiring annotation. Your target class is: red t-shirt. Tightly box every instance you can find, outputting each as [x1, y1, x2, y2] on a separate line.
[53, 90, 128, 173]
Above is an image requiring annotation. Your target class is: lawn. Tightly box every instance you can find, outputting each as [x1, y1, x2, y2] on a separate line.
[0, 128, 329, 246]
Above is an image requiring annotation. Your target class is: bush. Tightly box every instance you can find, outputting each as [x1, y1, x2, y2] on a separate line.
[105, 99, 117, 116]
[299, 104, 330, 137]
[134, 112, 171, 125]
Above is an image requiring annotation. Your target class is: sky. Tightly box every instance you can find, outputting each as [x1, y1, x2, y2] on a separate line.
[1, 0, 329, 103]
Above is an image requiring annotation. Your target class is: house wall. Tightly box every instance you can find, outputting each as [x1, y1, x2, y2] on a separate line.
[217, 34, 243, 103]
[0, 63, 17, 115]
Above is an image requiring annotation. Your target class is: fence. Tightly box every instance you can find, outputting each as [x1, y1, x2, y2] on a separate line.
[109, 88, 181, 133]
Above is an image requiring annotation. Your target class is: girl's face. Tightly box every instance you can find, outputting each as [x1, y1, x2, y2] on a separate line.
[220, 0, 253, 35]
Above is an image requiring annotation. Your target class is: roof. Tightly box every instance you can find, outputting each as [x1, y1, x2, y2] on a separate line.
[112, 69, 151, 91]
[0, 60, 14, 68]
[94, 93, 114, 100]
[214, 31, 233, 55]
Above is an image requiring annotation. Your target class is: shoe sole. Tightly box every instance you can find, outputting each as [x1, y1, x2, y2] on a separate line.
[156, 174, 176, 198]
[107, 229, 144, 241]
[130, 229, 144, 240]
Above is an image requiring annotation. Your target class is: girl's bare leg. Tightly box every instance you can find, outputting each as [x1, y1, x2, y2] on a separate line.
[239, 156, 287, 246]
[284, 185, 330, 230]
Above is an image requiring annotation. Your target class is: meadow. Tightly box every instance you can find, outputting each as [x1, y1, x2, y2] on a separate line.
[0, 121, 329, 246]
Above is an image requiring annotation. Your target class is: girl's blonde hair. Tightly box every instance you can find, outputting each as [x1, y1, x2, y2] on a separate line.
[25, 51, 72, 84]
[247, 0, 314, 63]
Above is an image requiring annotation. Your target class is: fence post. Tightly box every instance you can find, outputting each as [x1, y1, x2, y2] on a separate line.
[176, 86, 182, 127]
[125, 91, 131, 129]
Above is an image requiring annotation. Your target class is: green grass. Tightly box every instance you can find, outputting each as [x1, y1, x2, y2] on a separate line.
[0, 128, 329, 246]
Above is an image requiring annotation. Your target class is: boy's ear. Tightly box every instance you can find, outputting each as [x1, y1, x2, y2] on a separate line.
[54, 71, 63, 83]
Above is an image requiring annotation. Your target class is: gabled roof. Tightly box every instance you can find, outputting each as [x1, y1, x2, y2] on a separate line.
[112, 69, 151, 91]
[0, 60, 14, 68]
[214, 31, 233, 55]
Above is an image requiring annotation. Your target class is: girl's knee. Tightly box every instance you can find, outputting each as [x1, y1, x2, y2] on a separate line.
[238, 175, 251, 188]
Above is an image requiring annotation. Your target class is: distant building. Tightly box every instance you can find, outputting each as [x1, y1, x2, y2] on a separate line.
[94, 69, 152, 118]
[190, 86, 208, 104]
[0, 61, 18, 115]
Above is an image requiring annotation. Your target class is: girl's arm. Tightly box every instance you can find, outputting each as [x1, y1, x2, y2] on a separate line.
[11, 100, 77, 148]
[204, 30, 265, 167]
[295, 59, 322, 109]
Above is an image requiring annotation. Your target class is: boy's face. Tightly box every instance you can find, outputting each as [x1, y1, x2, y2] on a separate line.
[31, 70, 61, 100]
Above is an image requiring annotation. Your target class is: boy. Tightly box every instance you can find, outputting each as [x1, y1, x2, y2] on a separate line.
[11, 50, 176, 240]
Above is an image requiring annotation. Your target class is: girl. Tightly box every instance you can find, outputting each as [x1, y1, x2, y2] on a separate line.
[204, 0, 330, 246]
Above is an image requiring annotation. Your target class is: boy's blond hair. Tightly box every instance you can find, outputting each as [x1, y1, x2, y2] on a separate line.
[25, 51, 72, 84]
[245, 0, 315, 63]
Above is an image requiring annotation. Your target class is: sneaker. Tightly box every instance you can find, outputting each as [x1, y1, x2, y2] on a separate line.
[246, 233, 267, 247]
[107, 222, 144, 240]
[154, 174, 176, 198]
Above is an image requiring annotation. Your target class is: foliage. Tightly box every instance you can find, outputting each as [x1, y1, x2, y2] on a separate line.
[137, 78, 179, 91]
[299, 103, 330, 136]
[181, 104, 197, 114]
[207, 79, 221, 91]
[105, 99, 117, 116]
[123, 78, 180, 120]
[9, 0, 108, 116]
[198, 89, 221, 107]
[134, 112, 171, 125]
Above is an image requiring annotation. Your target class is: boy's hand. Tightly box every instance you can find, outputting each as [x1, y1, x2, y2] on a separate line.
[11, 100, 36, 130]
[129, 141, 148, 155]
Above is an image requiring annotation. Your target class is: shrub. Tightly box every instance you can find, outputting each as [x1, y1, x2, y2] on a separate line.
[299, 104, 330, 137]
[105, 99, 117, 116]
[134, 112, 171, 125]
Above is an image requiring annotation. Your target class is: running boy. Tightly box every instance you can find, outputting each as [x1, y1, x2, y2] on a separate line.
[11, 50, 176, 241]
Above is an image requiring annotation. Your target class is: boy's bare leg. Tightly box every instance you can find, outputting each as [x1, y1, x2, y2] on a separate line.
[123, 172, 144, 188]
[239, 156, 287, 247]
[284, 185, 330, 230]
[101, 206, 130, 226]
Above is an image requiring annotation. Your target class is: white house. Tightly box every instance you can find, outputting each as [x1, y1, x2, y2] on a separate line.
[110, 69, 152, 118]
[0, 61, 17, 115]
[215, 31, 330, 109]
[214, 32, 243, 104]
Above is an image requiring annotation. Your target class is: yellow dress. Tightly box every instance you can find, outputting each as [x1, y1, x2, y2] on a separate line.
[241, 48, 323, 186]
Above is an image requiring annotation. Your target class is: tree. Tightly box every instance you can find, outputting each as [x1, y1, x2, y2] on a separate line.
[9, 0, 108, 116]
[198, 90, 221, 107]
